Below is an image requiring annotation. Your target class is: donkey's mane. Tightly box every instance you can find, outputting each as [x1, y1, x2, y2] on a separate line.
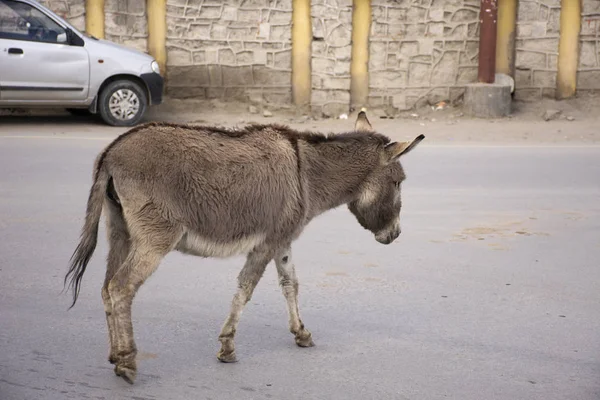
[125, 121, 392, 146]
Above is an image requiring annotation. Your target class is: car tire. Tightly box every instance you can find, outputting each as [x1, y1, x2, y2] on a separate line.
[98, 79, 147, 127]
[66, 108, 92, 117]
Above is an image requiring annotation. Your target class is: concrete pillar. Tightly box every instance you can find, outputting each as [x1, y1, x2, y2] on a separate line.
[85, 0, 104, 39]
[556, 0, 582, 99]
[350, 0, 371, 110]
[495, 0, 517, 78]
[292, 0, 311, 108]
[147, 0, 167, 76]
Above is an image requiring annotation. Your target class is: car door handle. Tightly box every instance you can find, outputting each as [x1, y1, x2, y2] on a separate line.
[8, 48, 23, 54]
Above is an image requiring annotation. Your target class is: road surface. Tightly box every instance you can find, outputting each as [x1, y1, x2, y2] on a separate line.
[1, 119, 599, 400]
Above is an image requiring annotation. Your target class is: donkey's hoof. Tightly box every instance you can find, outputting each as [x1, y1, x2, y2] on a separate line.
[217, 350, 238, 363]
[114, 365, 137, 384]
[295, 332, 315, 348]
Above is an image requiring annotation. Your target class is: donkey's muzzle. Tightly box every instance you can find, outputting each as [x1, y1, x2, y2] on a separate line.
[375, 225, 400, 245]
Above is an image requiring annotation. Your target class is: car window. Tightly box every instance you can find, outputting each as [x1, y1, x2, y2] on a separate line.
[0, 0, 66, 43]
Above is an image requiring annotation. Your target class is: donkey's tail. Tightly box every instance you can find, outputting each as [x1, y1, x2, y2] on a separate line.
[64, 157, 110, 309]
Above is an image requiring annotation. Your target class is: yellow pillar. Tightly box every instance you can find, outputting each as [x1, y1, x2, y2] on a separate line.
[495, 0, 517, 77]
[292, 0, 311, 108]
[85, 0, 104, 39]
[350, 0, 371, 109]
[556, 0, 582, 99]
[147, 0, 167, 76]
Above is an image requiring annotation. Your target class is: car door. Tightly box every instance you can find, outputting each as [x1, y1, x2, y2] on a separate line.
[0, 0, 89, 103]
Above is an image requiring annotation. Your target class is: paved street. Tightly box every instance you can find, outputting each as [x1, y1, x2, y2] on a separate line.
[1, 120, 599, 400]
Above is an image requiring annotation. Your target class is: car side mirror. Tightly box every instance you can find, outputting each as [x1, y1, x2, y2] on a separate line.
[57, 32, 67, 43]
[66, 28, 84, 47]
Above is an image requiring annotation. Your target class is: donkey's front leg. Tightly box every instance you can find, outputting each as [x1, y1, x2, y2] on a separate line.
[275, 246, 314, 347]
[217, 248, 274, 363]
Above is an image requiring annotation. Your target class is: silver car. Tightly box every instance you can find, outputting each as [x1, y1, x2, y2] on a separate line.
[0, 0, 163, 126]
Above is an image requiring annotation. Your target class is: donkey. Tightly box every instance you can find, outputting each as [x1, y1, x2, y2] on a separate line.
[65, 111, 424, 384]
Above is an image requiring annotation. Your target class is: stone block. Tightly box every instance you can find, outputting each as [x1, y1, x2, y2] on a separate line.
[224, 88, 248, 101]
[269, 10, 291, 23]
[515, 68, 532, 87]
[333, 61, 350, 76]
[517, 38, 558, 52]
[166, 86, 207, 99]
[457, 66, 477, 84]
[408, 62, 431, 86]
[579, 41, 597, 68]
[188, 24, 211, 39]
[542, 88, 556, 98]
[371, 21, 388, 37]
[237, 51, 253, 65]
[312, 74, 324, 89]
[222, 66, 254, 87]
[211, 24, 227, 40]
[514, 88, 541, 102]
[389, 23, 406, 37]
[370, 70, 407, 89]
[431, 52, 458, 85]
[219, 49, 236, 65]
[192, 50, 206, 64]
[518, 1, 539, 22]
[209, 65, 222, 86]
[327, 24, 351, 47]
[271, 25, 291, 41]
[419, 39, 434, 54]
[406, 23, 426, 37]
[451, 8, 478, 22]
[577, 71, 600, 89]
[428, 7, 444, 21]
[516, 50, 546, 69]
[407, 6, 426, 21]
[274, 50, 292, 69]
[313, 58, 335, 75]
[263, 91, 292, 105]
[206, 88, 225, 99]
[464, 83, 512, 118]
[253, 67, 291, 86]
[388, 7, 408, 21]
[427, 22, 444, 36]
[399, 41, 419, 57]
[167, 65, 210, 87]
[222, 6, 237, 21]
[533, 70, 556, 88]
[199, 5, 222, 19]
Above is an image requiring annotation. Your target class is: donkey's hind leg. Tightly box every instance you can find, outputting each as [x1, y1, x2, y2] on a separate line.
[108, 204, 182, 384]
[101, 199, 130, 365]
[275, 246, 314, 347]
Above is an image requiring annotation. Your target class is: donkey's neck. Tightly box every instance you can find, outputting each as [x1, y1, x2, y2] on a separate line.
[300, 138, 381, 218]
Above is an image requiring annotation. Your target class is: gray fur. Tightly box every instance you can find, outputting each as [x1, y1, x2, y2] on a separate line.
[65, 112, 424, 384]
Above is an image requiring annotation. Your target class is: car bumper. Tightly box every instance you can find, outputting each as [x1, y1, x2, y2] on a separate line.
[140, 72, 164, 105]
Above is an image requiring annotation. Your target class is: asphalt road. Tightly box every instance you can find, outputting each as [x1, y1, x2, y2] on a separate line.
[1, 123, 599, 400]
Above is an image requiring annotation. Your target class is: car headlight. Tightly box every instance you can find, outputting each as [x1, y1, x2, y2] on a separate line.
[151, 60, 160, 75]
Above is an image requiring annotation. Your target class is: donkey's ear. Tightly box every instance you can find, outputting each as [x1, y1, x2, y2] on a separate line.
[355, 110, 373, 132]
[385, 134, 425, 161]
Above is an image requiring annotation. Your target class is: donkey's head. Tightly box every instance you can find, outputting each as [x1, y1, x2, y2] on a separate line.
[347, 111, 424, 245]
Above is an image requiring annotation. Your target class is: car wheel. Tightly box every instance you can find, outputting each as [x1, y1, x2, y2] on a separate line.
[98, 79, 147, 127]
[66, 108, 92, 116]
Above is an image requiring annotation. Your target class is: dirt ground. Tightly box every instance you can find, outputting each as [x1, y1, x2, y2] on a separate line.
[2, 93, 599, 145]
[147, 93, 600, 145]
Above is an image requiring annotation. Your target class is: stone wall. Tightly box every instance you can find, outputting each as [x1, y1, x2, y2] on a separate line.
[578, 2, 600, 92]
[514, 0, 560, 101]
[164, 0, 293, 104]
[104, 0, 148, 53]
[39, 1, 600, 110]
[39, 0, 85, 31]
[368, 0, 481, 111]
[311, 0, 352, 116]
